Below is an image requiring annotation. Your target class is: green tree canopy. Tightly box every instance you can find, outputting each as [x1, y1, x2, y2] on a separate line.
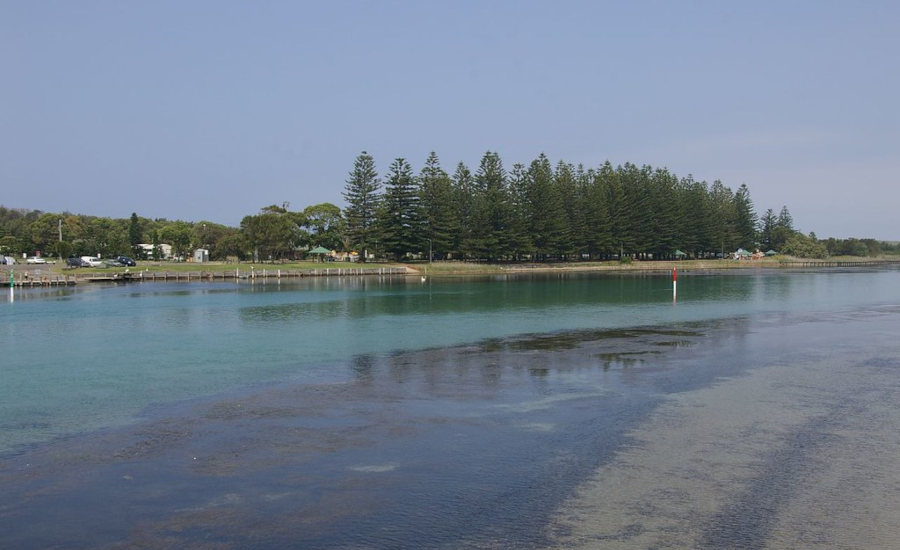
[782, 232, 828, 258]
[160, 221, 194, 258]
[303, 203, 344, 251]
[240, 209, 304, 262]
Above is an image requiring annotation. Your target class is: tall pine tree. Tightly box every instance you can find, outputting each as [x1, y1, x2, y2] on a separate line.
[418, 152, 457, 260]
[554, 161, 578, 259]
[734, 183, 759, 250]
[708, 180, 737, 256]
[452, 162, 475, 258]
[342, 152, 381, 260]
[581, 165, 612, 259]
[525, 154, 567, 260]
[377, 158, 421, 260]
[506, 162, 534, 259]
[760, 208, 777, 250]
[469, 151, 509, 260]
[772, 205, 795, 250]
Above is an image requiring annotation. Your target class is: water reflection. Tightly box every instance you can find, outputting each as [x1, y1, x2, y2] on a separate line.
[342, 322, 715, 395]
[239, 273, 698, 324]
[2, 286, 79, 302]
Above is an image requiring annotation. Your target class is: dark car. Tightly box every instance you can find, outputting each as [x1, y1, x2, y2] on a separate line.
[115, 256, 137, 266]
[67, 256, 89, 268]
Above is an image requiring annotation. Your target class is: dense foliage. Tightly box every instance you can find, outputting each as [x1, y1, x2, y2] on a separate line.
[348, 151, 766, 261]
[0, 152, 893, 262]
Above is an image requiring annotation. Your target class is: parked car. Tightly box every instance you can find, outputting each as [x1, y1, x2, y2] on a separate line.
[115, 256, 137, 266]
[105, 259, 124, 267]
[67, 257, 88, 268]
[80, 256, 104, 267]
[26, 256, 47, 264]
[1, 256, 16, 265]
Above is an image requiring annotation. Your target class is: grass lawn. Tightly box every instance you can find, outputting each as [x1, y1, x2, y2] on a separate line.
[35, 256, 899, 278]
[50, 260, 407, 275]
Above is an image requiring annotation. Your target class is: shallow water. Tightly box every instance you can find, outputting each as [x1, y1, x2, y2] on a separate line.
[546, 306, 900, 550]
[2, 269, 900, 548]
[3, 269, 899, 454]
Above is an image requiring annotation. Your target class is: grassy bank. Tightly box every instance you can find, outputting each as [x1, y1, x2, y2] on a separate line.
[40, 260, 406, 276]
[17, 256, 900, 280]
[412, 256, 900, 276]
[416, 259, 774, 276]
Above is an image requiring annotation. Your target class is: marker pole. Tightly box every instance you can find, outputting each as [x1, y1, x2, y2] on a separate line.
[672, 267, 677, 302]
[9, 269, 14, 303]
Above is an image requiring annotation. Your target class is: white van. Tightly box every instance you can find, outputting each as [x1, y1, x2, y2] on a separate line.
[80, 256, 104, 267]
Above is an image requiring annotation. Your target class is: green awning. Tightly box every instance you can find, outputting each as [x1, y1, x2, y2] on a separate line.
[308, 246, 331, 254]
[674, 249, 686, 256]
[765, 249, 778, 256]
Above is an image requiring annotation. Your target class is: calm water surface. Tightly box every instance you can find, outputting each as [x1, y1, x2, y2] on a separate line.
[3, 269, 898, 454]
[2, 268, 900, 548]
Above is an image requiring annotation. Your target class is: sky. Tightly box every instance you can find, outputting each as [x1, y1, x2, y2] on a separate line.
[2, 1, 898, 239]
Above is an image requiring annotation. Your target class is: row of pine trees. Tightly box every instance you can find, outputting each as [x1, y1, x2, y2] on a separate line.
[344, 151, 773, 261]
[1, 151, 808, 262]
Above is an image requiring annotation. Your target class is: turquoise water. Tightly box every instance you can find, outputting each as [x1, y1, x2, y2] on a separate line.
[2, 268, 900, 454]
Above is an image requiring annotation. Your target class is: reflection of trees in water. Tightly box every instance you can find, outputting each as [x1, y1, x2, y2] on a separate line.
[256, 272, 752, 322]
[337, 320, 761, 401]
[235, 272, 812, 337]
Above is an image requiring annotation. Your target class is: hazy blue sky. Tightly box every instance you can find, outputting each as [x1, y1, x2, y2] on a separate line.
[3, 1, 898, 238]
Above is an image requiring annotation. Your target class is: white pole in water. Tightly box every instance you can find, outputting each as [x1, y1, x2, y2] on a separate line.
[9, 269, 14, 303]
[673, 267, 677, 302]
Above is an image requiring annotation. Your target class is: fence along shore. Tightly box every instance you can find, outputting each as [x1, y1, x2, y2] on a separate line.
[7, 259, 900, 287]
[8, 266, 412, 286]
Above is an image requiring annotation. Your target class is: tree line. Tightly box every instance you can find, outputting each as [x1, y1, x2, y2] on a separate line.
[1, 151, 896, 262]
[0, 204, 344, 262]
[339, 151, 897, 260]
[345, 151, 765, 262]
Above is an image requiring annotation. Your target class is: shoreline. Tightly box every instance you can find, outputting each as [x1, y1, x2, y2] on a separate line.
[6, 257, 899, 286]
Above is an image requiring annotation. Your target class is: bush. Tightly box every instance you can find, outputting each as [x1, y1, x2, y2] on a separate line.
[782, 233, 828, 259]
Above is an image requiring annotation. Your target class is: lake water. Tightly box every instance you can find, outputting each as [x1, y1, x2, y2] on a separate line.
[2, 267, 900, 548]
